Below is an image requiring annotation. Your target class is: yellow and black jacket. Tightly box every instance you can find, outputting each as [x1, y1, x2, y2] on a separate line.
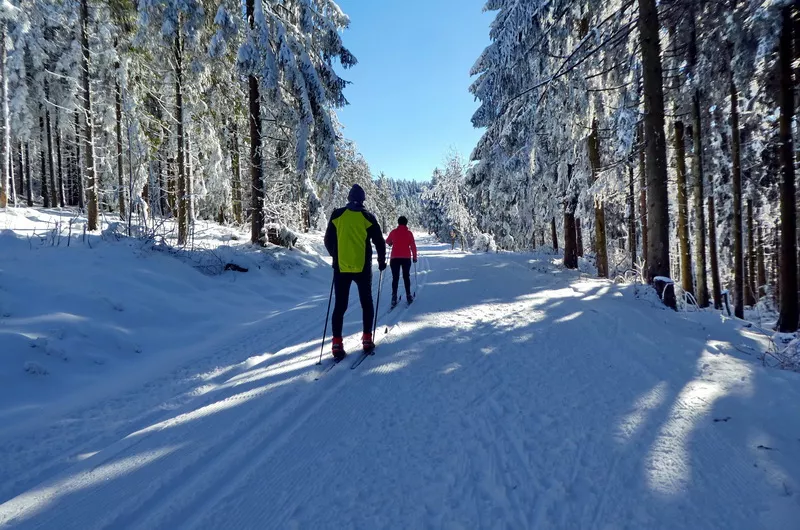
[325, 203, 386, 273]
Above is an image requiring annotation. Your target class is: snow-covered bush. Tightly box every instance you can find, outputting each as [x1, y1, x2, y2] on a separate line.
[473, 233, 496, 253]
[266, 223, 300, 249]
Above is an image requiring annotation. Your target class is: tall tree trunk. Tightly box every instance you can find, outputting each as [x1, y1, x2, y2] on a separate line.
[638, 126, 647, 272]
[730, 76, 745, 318]
[45, 89, 57, 208]
[115, 64, 126, 220]
[588, 120, 608, 277]
[186, 134, 194, 227]
[247, 0, 265, 245]
[551, 217, 558, 251]
[774, 222, 781, 307]
[708, 192, 722, 309]
[55, 115, 65, 207]
[74, 110, 84, 209]
[675, 121, 693, 297]
[39, 114, 49, 207]
[746, 199, 756, 306]
[564, 210, 577, 269]
[692, 92, 709, 307]
[757, 223, 767, 299]
[576, 217, 583, 257]
[80, 0, 98, 229]
[158, 159, 167, 216]
[638, 0, 672, 307]
[15, 140, 23, 204]
[628, 165, 636, 268]
[175, 30, 188, 245]
[231, 122, 242, 224]
[0, 21, 8, 208]
[24, 142, 32, 206]
[778, 6, 798, 331]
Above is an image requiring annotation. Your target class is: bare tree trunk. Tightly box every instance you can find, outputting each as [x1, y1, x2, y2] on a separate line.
[774, 222, 781, 307]
[708, 192, 722, 309]
[757, 223, 767, 299]
[675, 121, 693, 297]
[638, 126, 647, 272]
[186, 134, 194, 227]
[39, 113, 49, 207]
[564, 211, 577, 269]
[777, 6, 799, 331]
[115, 63, 126, 219]
[745, 199, 756, 306]
[0, 21, 8, 208]
[692, 92, 709, 307]
[55, 115, 65, 207]
[74, 110, 84, 209]
[729, 74, 745, 318]
[45, 88, 57, 208]
[638, 0, 672, 307]
[15, 140, 23, 204]
[576, 218, 583, 257]
[247, 0, 264, 245]
[175, 29, 188, 245]
[588, 120, 608, 277]
[231, 122, 243, 224]
[628, 165, 636, 268]
[80, 0, 98, 229]
[551, 217, 558, 251]
[24, 142, 32, 206]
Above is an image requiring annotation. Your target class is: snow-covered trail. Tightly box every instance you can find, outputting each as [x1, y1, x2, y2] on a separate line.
[1, 241, 799, 529]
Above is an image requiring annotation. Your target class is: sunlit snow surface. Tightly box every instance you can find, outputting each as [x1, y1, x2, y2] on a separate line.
[0, 207, 798, 529]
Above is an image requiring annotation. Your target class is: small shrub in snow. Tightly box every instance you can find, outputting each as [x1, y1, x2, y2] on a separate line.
[266, 223, 299, 248]
[473, 233, 496, 253]
[763, 336, 800, 372]
[24, 362, 48, 375]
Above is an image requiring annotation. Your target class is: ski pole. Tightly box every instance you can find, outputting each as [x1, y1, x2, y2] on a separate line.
[372, 269, 384, 338]
[317, 274, 335, 365]
[414, 259, 418, 297]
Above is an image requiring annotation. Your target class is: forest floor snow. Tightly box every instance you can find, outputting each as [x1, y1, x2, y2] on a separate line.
[0, 206, 799, 529]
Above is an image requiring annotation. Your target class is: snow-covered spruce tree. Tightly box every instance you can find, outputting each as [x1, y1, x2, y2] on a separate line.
[136, 0, 208, 245]
[469, 1, 645, 275]
[318, 137, 400, 234]
[0, 0, 19, 208]
[421, 151, 478, 247]
[212, 0, 356, 245]
[468, 0, 797, 315]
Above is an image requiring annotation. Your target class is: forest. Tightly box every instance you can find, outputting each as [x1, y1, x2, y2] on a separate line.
[466, 0, 800, 330]
[0, 0, 799, 330]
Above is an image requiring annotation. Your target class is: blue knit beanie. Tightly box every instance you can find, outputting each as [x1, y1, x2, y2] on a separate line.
[348, 184, 366, 204]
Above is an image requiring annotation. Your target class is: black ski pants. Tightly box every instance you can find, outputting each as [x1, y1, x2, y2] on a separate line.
[332, 269, 373, 338]
[390, 258, 412, 299]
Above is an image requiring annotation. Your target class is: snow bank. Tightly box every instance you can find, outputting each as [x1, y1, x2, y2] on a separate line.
[0, 207, 332, 424]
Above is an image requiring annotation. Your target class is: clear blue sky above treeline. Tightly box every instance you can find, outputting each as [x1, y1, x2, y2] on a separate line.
[335, 0, 493, 182]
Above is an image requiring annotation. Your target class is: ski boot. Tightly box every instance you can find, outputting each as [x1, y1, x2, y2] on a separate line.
[406, 293, 414, 305]
[362, 333, 375, 354]
[332, 337, 346, 362]
[390, 295, 398, 309]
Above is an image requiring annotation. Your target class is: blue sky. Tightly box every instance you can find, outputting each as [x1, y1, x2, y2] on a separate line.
[334, 0, 493, 182]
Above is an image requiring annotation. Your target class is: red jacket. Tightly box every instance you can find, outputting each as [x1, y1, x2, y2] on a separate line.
[386, 225, 417, 260]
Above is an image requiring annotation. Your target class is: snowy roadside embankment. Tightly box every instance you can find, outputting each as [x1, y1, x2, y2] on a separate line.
[0, 207, 332, 430]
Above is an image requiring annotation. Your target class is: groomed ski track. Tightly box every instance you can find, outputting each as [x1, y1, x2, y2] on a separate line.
[1, 239, 799, 529]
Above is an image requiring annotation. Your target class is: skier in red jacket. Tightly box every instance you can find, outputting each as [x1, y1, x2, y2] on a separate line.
[386, 216, 417, 308]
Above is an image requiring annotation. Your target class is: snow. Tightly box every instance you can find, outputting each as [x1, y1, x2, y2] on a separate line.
[1, 207, 799, 529]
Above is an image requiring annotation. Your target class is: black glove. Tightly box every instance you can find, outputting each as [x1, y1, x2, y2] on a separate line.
[378, 260, 387, 271]
[413, 258, 418, 263]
